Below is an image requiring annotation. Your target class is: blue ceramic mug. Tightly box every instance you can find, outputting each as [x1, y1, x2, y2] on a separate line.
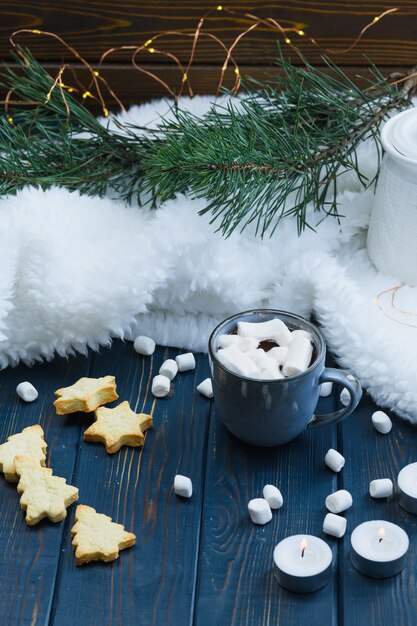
[208, 309, 362, 446]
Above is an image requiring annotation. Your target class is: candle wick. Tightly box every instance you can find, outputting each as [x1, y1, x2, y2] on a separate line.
[301, 547, 306, 557]
[379, 537, 383, 543]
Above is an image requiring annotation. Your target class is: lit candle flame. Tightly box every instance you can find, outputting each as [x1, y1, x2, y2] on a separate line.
[300, 537, 308, 557]
[378, 527, 385, 543]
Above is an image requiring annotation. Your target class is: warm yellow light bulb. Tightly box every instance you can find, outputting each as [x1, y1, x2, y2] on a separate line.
[148, 47, 155, 53]
[32, 29, 42, 34]
[182, 73, 188, 82]
[373, 16, 380, 23]
[8, 117, 13, 124]
[217, 5, 223, 10]
[298, 30, 305, 36]
[234, 67, 240, 75]
[285, 37, 291, 44]
[144, 39, 153, 47]
[103, 107, 109, 117]
[68, 87, 74, 93]
[93, 71, 99, 77]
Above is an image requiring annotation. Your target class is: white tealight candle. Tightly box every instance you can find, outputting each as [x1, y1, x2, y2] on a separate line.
[398, 462, 417, 515]
[350, 520, 409, 578]
[273, 535, 333, 593]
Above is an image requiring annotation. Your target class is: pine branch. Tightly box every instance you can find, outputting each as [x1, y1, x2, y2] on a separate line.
[139, 56, 412, 236]
[0, 48, 413, 236]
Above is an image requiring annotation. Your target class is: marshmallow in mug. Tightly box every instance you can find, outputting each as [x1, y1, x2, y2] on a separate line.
[237, 318, 292, 347]
[218, 334, 259, 352]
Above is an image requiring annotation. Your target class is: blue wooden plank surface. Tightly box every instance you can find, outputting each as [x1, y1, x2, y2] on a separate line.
[0, 354, 91, 626]
[339, 391, 417, 626]
[0, 342, 416, 626]
[49, 343, 213, 626]
[193, 376, 339, 626]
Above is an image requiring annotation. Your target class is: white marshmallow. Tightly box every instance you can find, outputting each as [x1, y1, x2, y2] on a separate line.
[268, 346, 288, 366]
[372, 411, 392, 434]
[197, 378, 213, 398]
[262, 484, 283, 509]
[216, 346, 258, 378]
[253, 367, 284, 380]
[340, 388, 351, 406]
[324, 449, 345, 473]
[133, 335, 155, 356]
[174, 474, 193, 498]
[237, 318, 292, 346]
[176, 352, 195, 372]
[323, 513, 347, 538]
[246, 349, 276, 371]
[151, 375, 171, 398]
[369, 478, 393, 498]
[291, 329, 313, 343]
[159, 359, 178, 381]
[325, 489, 353, 514]
[218, 334, 259, 352]
[248, 498, 272, 525]
[282, 336, 313, 377]
[16, 381, 38, 402]
[319, 382, 333, 397]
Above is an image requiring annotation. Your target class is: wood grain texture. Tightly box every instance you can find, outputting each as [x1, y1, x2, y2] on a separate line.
[0, 0, 416, 66]
[193, 371, 339, 626]
[0, 353, 91, 626]
[339, 392, 417, 626]
[49, 342, 213, 626]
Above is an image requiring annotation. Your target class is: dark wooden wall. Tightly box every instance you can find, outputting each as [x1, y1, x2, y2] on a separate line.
[0, 1, 415, 108]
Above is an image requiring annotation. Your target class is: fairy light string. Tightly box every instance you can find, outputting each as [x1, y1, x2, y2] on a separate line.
[4, 5, 404, 118]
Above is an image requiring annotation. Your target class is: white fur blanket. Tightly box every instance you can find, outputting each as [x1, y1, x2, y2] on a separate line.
[1, 96, 417, 424]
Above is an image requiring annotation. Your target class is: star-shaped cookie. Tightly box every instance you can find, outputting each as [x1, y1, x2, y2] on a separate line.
[54, 376, 118, 414]
[71, 504, 136, 565]
[0, 425, 47, 482]
[84, 400, 153, 453]
[14, 456, 79, 525]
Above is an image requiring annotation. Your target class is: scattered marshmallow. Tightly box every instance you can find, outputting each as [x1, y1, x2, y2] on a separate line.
[248, 498, 272, 525]
[372, 411, 392, 434]
[340, 388, 351, 407]
[268, 346, 288, 366]
[16, 381, 38, 402]
[151, 375, 171, 398]
[197, 378, 213, 398]
[325, 489, 353, 514]
[216, 346, 258, 378]
[176, 352, 196, 372]
[291, 329, 314, 343]
[262, 485, 283, 509]
[133, 335, 156, 356]
[282, 335, 313, 377]
[218, 334, 259, 352]
[324, 449, 345, 473]
[174, 475, 193, 498]
[159, 359, 178, 381]
[237, 318, 292, 346]
[369, 479, 393, 498]
[319, 382, 333, 397]
[323, 513, 347, 538]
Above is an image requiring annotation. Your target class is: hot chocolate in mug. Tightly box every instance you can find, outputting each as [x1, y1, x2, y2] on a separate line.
[208, 309, 362, 446]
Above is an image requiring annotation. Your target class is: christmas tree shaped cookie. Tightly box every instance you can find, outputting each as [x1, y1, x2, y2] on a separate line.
[54, 376, 118, 414]
[84, 400, 153, 453]
[71, 504, 136, 565]
[0, 424, 47, 482]
[14, 456, 79, 525]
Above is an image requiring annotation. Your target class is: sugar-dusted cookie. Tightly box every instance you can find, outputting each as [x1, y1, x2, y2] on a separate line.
[0, 425, 47, 482]
[54, 376, 118, 415]
[71, 504, 136, 565]
[14, 456, 79, 525]
[84, 401, 152, 453]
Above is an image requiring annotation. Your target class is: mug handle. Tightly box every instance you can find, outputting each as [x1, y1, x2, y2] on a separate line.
[309, 368, 362, 428]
